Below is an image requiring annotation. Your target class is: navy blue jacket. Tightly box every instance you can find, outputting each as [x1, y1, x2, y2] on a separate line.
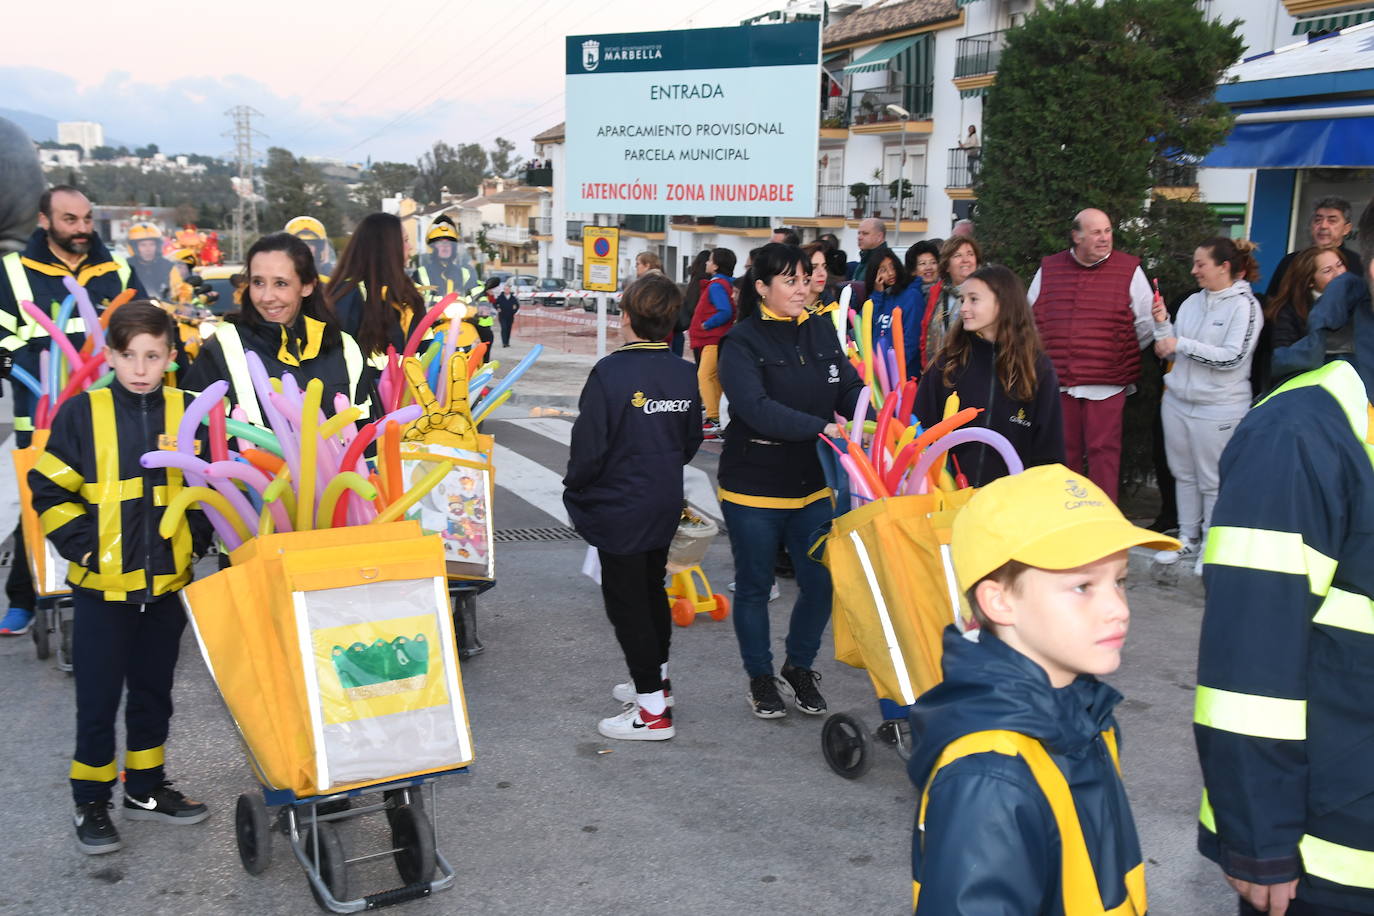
[870, 280, 925, 377]
[914, 336, 1064, 487]
[908, 627, 1143, 915]
[716, 310, 863, 502]
[563, 341, 702, 554]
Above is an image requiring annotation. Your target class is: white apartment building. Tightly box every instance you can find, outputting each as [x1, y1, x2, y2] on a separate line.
[56, 121, 104, 156]
[533, 0, 1373, 289]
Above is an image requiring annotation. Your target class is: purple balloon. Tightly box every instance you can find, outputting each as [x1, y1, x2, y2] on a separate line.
[905, 427, 1025, 495]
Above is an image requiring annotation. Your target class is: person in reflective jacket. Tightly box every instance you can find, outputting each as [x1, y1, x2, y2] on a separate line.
[183, 232, 372, 426]
[1195, 200, 1374, 916]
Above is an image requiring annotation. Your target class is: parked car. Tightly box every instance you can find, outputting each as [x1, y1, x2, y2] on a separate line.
[527, 277, 570, 307]
[574, 288, 622, 315]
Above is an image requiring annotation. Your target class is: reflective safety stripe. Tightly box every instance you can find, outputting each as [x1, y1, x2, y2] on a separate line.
[915, 729, 1147, 916]
[125, 745, 165, 771]
[70, 758, 118, 783]
[14, 416, 34, 433]
[1313, 586, 1374, 635]
[163, 391, 192, 578]
[849, 530, 915, 705]
[111, 254, 131, 290]
[34, 452, 83, 491]
[1194, 685, 1306, 741]
[1299, 833, 1374, 890]
[2, 252, 31, 313]
[213, 325, 264, 426]
[89, 389, 124, 600]
[1204, 526, 1337, 597]
[39, 502, 84, 536]
[1198, 789, 1217, 833]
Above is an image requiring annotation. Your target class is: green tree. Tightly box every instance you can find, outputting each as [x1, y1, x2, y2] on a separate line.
[134, 143, 160, 158]
[973, 0, 1242, 501]
[74, 164, 239, 229]
[356, 160, 420, 210]
[976, 0, 1242, 280]
[415, 141, 488, 205]
[489, 137, 516, 177]
[260, 146, 341, 232]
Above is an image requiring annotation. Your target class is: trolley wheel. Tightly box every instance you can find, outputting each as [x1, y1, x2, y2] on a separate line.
[56, 602, 74, 674]
[388, 803, 436, 886]
[235, 793, 272, 875]
[709, 593, 730, 621]
[821, 712, 873, 779]
[31, 607, 50, 660]
[303, 820, 347, 911]
[670, 597, 695, 627]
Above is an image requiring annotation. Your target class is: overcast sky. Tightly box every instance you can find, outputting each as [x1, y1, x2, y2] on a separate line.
[3, 0, 785, 163]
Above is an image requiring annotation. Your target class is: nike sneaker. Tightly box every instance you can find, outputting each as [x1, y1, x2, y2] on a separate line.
[611, 677, 673, 708]
[74, 801, 121, 854]
[0, 607, 34, 636]
[123, 781, 209, 825]
[597, 704, 674, 741]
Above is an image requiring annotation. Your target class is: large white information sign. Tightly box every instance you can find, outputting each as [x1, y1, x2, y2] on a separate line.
[565, 22, 821, 216]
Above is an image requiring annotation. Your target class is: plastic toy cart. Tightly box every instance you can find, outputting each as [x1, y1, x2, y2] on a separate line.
[665, 505, 729, 627]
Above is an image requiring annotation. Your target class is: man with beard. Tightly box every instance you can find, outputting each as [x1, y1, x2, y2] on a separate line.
[126, 221, 190, 301]
[0, 185, 145, 636]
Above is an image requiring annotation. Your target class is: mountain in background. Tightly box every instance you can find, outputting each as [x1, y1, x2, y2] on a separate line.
[0, 107, 131, 150]
[1, 107, 56, 142]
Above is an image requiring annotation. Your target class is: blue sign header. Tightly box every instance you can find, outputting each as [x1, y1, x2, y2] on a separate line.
[567, 21, 819, 75]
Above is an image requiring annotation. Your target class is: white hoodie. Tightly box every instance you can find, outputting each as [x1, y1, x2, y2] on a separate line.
[1156, 279, 1263, 413]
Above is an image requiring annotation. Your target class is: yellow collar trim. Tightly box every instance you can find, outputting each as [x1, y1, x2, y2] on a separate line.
[277, 316, 326, 367]
[761, 304, 809, 324]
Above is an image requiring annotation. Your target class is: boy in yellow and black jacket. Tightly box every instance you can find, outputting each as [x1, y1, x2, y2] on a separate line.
[29, 302, 214, 855]
[906, 465, 1178, 915]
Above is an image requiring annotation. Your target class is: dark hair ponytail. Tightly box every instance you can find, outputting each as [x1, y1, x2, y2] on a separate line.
[1199, 236, 1260, 284]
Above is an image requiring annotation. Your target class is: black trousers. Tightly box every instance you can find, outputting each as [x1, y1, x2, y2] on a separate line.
[597, 547, 671, 695]
[498, 314, 515, 347]
[71, 590, 186, 804]
[7, 426, 35, 611]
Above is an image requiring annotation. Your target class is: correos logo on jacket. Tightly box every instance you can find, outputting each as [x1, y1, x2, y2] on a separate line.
[631, 391, 692, 414]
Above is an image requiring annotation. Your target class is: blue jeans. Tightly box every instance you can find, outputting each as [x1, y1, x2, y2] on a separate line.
[721, 498, 834, 678]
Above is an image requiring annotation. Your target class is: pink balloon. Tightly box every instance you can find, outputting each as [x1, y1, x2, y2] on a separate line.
[205, 459, 292, 533]
[140, 450, 247, 548]
[905, 428, 1025, 495]
[20, 300, 83, 370]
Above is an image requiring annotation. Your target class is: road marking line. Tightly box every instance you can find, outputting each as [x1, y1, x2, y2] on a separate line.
[492, 442, 570, 526]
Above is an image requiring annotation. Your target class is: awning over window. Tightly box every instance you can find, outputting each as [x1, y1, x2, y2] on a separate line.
[1293, 9, 1374, 34]
[843, 36, 921, 74]
[957, 0, 978, 6]
[959, 87, 989, 99]
[1201, 115, 1374, 168]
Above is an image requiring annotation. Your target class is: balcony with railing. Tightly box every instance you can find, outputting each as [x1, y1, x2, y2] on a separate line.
[820, 95, 850, 132]
[955, 30, 1007, 79]
[844, 182, 928, 222]
[622, 214, 666, 234]
[946, 147, 981, 197]
[715, 216, 771, 230]
[524, 165, 553, 186]
[817, 184, 849, 218]
[485, 224, 530, 245]
[847, 87, 934, 133]
[529, 216, 552, 237]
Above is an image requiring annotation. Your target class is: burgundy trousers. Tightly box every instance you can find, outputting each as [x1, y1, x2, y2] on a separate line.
[1059, 390, 1125, 503]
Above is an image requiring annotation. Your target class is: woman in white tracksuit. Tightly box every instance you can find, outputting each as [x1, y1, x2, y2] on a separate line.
[1150, 237, 1263, 572]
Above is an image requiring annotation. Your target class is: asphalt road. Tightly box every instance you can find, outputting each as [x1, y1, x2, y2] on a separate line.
[0, 409, 1236, 915]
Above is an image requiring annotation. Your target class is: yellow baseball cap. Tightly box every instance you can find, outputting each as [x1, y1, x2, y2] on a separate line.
[951, 464, 1180, 592]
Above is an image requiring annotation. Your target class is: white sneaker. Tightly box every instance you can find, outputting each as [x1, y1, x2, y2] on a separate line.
[597, 704, 674, 741]
[727, 581, 781, 601]
[611, 678, 674, 708]
[1194, 550, 1205, 576]
[1154, 538, 1200, 566]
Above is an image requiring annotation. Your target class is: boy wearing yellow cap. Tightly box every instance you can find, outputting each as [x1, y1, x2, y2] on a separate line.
[906, 464, 1177, 915]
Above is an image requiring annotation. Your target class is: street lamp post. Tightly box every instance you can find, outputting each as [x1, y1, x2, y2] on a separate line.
[885, 104, 910, 252]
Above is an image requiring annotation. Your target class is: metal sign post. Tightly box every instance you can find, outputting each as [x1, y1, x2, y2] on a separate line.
[582, 226, 620, 360]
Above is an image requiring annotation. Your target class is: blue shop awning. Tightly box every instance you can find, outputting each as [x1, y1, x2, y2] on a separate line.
[1200, 114, 1374, 168]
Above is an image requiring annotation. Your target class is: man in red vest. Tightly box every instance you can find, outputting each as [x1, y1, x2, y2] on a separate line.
[1027, 208, 1153, 502]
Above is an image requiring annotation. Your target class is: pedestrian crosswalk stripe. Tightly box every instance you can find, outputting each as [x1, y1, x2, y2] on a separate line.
[492, 442, 571, 526]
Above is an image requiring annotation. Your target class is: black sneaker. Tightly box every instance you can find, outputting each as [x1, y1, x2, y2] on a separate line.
[777, 664, 827, 715]
[74, 801, 121, 855]
[747, 675, 787, 719]
[123, 781, 210, 825]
